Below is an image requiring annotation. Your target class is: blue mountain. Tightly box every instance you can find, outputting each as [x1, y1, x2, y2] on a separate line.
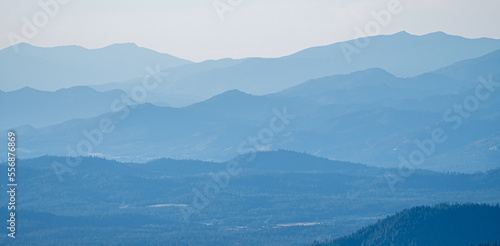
[92, 32, 500, 107]
[0, 43, 192, 91]
[0, 86, 125, 130]
[434, 48, 500, 81]
[7, 44, 500, 173]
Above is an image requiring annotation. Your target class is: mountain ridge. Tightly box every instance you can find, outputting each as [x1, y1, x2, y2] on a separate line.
[315, 203, 500, 246]
[0, 42, 193, 91]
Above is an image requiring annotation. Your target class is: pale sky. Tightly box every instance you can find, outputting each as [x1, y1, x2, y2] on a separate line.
[1, 0, 499, 62]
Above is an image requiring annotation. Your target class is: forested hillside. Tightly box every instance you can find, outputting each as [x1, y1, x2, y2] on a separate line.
[315, 204, 500, 246]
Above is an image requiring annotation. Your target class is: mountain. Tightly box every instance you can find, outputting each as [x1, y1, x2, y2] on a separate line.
[10, 84, 499, 172]
[1, 153, 500, 245]
[9, 47, 500, 172]
[10, 75, 500, 172]
[4, 32, 499, 107]
[0, 43, 192, 91]
[11, 101, 263, 161]
[277, 68, 470, 105]
[434, 48, 500, 82]
[0, 86, 126, 130]
[92, 31, 500, 107]
[315, 203, 500, 246]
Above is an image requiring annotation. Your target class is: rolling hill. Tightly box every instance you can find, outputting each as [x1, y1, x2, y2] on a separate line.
[0, 152, 499, 245]
[315, 203, 500, 246]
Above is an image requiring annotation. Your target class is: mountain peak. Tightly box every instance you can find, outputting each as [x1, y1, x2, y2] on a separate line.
[1, 42, 35, 53]
[428, 31, 448, 36]
[13, 42, 33, 48]
[352, 67, 394, 77]
[220, 89, 248, 96]
[207, 89, 253, 102]
[104, 43, 140, 49]
[324, 68, 396, 83]
[186, 89, 260, 111]
[56, 86, 99, 94]
[14, 86, 40, 93]
[394, 31, 411, 36]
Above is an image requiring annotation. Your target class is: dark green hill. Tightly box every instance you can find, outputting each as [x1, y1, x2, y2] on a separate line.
[315, 203, 500, 246]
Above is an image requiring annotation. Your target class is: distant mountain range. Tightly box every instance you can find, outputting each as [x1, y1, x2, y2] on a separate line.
[435, 49, 500, 82]
[2, 19, 499, 246]
[90, 31, 500, 107]
[2, 32, 500, 107]
[0, 86, 126, 130]
[0, 42, 192, 91]
[6, 47, 500, 172]
[315, 203, 500, 246]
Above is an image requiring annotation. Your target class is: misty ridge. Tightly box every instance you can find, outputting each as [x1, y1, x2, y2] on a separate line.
[1, 31, 500, 245]
[2, 32, 500, 172]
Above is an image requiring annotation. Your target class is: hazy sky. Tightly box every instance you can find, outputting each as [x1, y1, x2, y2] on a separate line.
[1, 0, 499, 62]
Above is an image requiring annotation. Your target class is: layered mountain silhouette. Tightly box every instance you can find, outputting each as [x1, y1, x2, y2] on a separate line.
[435, 48, 500, 82]
[90, 31, 500, 107]
[0, 42, 191, 91]
[7, 47, 500, 172]
[0, 86, 126, 130]
[1, 17, 499, 246]
[2, 32, 499, 107]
